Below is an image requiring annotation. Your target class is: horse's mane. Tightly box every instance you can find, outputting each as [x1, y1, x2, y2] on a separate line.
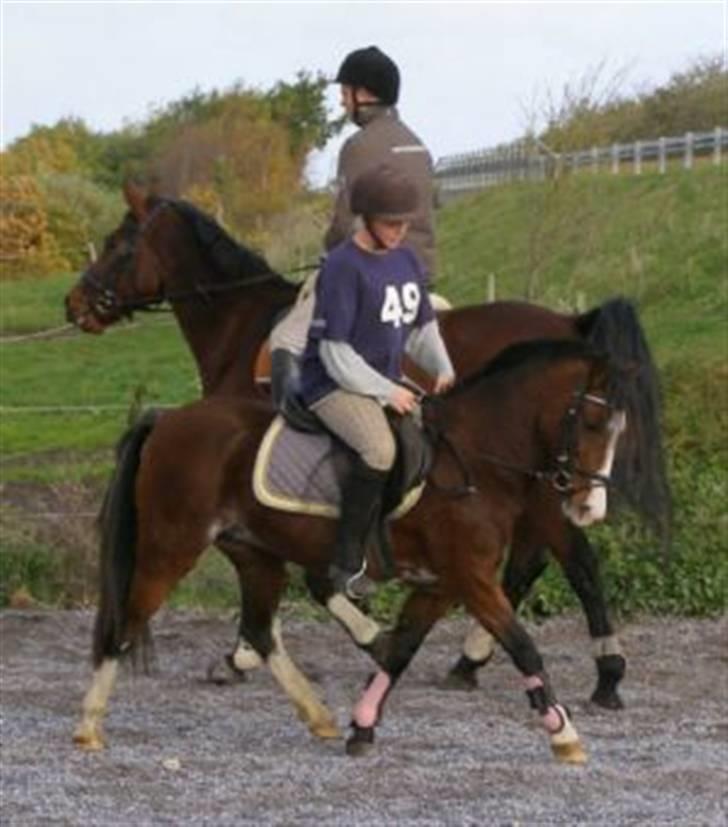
[447, 338, 600, 398]
[575, 296, 672, 546]
[169, 199, 293, 290]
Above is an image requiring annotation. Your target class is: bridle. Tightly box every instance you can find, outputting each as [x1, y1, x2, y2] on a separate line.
[428, 387, 618, 499]
[78, 201, 298, 320]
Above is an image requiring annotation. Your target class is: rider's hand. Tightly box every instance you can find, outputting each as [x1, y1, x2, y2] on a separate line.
[388, 385, 418, 414]
[433, 373, 455, 395]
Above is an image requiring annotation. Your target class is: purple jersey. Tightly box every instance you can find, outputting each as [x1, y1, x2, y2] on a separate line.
[300, 239, 434, 405]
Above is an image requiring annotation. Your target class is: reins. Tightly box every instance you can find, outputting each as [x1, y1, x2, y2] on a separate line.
[423, 389, 614, 499]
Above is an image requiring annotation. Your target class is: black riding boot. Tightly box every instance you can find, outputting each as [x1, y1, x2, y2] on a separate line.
[270, 348, 301, 410]
[329, 460, 389, 600]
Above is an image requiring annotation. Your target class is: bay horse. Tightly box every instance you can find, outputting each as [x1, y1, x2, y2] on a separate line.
[65, 186, 670, 708]
[72, 336, 627, 760]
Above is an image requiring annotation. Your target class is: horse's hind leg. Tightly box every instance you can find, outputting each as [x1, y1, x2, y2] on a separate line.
[240, 553, 341, 740]
[551, 524, 625, 709]
[206, 536, 266, 682]
[346, 588, 453, 756]
[73, 658, 120, 751]
[74, 539, 200, 751]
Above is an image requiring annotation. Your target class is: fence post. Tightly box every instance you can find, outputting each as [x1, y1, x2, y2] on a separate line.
[487, 273, 496, 303]
[684, 132, 694, 170]
[714, 127, 722, 166]
[591, 146, 599, 174]
[611, 143, 619, 174]
[658, 137, 667, 174]
[634, 141, 642, 175]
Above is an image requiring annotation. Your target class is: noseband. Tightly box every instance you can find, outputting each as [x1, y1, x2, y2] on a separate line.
[547, 391, 615, 495]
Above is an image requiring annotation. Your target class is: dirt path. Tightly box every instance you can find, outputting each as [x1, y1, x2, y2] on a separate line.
[1, 609, 726, 825]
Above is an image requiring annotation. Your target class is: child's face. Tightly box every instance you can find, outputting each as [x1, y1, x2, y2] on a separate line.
[369, 218, 410, 249]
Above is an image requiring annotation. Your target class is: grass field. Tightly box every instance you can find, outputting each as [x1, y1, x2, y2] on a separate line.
[1, 165, 726, 614]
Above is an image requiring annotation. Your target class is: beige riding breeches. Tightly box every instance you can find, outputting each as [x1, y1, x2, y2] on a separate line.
[311, 389, 396, 472]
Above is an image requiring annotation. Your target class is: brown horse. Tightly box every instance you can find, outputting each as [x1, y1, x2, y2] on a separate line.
[72, 336, 627, 761]
[65, 188, 670, 708]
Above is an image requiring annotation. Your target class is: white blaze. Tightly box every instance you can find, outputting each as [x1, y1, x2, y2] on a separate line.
[565, 410, 626, 526]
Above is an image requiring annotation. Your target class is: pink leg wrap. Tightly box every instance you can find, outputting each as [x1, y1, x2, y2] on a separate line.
[523, 675, 564, 733]
[353, 671, 391, 728]
[542, 706, 564, 733]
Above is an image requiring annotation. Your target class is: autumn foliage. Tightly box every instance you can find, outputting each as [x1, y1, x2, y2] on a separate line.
[1, 72, 336, 279]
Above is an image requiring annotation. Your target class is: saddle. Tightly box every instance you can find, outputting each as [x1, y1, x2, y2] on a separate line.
[252, 408, 432, 522]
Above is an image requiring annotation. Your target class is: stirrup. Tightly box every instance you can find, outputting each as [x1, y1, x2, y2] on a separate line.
[329, 562, 376, 601]
[399, 565, 439, 587]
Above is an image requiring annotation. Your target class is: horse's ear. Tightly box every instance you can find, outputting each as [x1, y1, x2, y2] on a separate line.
[123, 179, 149, 221]
[588, 352, 611, 388]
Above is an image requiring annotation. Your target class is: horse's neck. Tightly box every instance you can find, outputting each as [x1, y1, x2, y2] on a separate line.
[171, 281, 292, 397]
[443, 374, 547, 472]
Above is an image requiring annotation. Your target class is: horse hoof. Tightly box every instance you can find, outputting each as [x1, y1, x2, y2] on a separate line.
[590, 689, 625, 710]
[73, 731, 105, 751]
[204, 657, 248, 685]
[552, 739, 588, 765]
[345, 725, 375, 756]
[438, 670, 478, 692]
[311, 720, 342, 740]
[346, 737, 375, 757]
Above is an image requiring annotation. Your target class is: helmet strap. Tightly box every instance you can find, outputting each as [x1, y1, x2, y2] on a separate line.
[351, 89, 386, 127]
[364, 217, 387, 250]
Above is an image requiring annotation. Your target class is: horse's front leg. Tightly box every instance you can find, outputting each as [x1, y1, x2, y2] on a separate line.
[304, 569, 396, 665]
[552, 523, 625, 710]
[462, 570, 587, 765]
[444, 520, 549, 691]
[346, 588, 453, 757]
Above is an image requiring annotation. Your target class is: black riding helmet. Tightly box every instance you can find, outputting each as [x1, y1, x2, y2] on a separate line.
[335, 46, 400, 105]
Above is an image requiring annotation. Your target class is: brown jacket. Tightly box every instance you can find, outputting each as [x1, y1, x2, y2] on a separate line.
[324, 106, 437, 283]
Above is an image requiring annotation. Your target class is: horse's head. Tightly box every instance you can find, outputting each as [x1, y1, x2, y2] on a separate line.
[64, 182, 173, 333]
[542, 348, 627, 527]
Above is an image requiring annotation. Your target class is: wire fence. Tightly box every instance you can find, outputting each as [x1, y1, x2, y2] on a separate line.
[434, 127, 728, 201]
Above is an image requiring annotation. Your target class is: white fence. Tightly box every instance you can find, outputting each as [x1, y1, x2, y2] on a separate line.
[435, 127, 728, 200]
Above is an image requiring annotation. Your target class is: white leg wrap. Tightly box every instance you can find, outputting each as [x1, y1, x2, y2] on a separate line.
[74, 658, 118, 747]
[462, 621, 496, 662]
[82, 659, 118, 719]
[549, 705, 580, 746]
[267, 620, 338, 737]
[592, 634, 623, 658]
[232, 638, 263, 671]
[326, 594, 380, 646]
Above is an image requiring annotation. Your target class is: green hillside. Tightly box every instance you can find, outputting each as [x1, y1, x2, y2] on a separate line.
[437, 165, 726, 365]
[1, 165, 726, 613]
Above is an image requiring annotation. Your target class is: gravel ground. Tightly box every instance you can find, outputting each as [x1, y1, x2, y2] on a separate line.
[1, 609, 726, 826]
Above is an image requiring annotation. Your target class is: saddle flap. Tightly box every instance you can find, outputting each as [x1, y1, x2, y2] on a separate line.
[253, 415, 428, 520]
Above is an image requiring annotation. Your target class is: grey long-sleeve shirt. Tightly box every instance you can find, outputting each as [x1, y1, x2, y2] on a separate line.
[319, 320, 454, 404]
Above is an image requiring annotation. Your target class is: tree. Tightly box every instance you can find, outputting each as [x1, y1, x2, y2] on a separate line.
[0, 175, 68, 278]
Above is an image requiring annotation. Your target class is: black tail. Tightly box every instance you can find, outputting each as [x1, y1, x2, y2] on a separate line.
[576, 297, 672, 553]
[92, 409, 159, 667]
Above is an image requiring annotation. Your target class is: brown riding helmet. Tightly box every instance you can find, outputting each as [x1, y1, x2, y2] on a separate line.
[349, 164, 419, 222]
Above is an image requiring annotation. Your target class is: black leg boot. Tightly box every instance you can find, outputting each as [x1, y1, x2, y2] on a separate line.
[270, 348, 301, 410]
[329, 461, 389, 600]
